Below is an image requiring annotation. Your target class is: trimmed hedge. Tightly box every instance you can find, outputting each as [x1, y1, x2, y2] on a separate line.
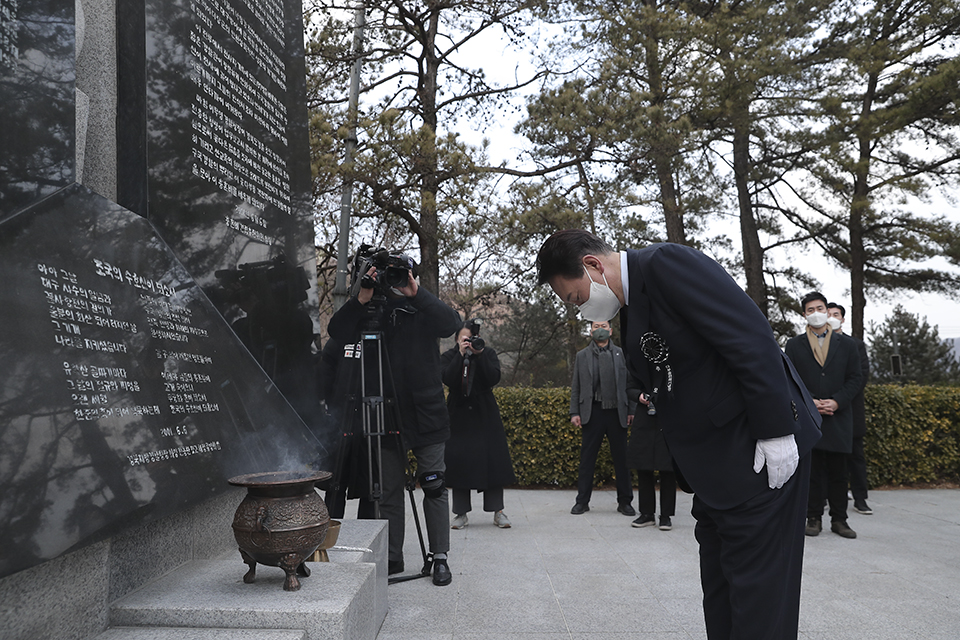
[865, 385, 960, 487]
[494, 385, 960, 488]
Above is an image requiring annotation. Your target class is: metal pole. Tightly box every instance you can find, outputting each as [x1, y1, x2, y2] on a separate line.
[332, 2, 366, 310]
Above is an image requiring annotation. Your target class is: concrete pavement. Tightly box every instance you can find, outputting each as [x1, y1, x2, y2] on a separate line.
[373, 487, 960, 640]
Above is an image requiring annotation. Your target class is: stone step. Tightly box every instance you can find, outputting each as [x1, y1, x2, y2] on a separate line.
[95, 627, 306, 640]
[108, 520, 388, 640]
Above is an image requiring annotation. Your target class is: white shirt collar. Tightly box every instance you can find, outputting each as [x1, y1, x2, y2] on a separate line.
[619, 251, 629, 306]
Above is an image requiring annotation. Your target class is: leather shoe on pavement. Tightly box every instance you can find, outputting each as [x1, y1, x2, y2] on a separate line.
[831, 520, 857, 539]
[853, 500, 873, 515]
[805, 517, 822, 537]
[388, 560, 404, 575]
[570, 503, 589, 515]
[617, 503, 637, 516]
[432, 558, 452, 586]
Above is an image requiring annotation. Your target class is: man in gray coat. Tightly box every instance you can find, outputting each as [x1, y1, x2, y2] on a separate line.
[569, 320, 636, 516]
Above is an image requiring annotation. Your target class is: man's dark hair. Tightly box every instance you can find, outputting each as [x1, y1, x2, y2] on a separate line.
[536, 230, 614, 285]
[800, 291, 827, 310]
[827, 302, 846, 319]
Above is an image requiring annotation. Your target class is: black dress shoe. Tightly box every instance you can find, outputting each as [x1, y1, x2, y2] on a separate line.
[432, 558, 452, 586]
[388, 559, 404, 575]
[617, 504, 637, 517]
[570, 503, 589, 515]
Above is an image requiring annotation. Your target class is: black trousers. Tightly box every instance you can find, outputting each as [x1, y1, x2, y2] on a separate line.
[575, 403, 633, 507]
[808, 449, 849, 522]
[452, 486, 504, 514]
[847, 435, 868, 501]
[693, 455, 811, 640]
[637, 470, 676, 517]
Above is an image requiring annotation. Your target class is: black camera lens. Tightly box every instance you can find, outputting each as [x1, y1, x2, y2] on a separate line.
[383, 266, 408, 288]
[468, 336, 485, 350]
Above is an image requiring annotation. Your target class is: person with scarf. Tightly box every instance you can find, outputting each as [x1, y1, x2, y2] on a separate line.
[569, 320, 637, 516]
[785, 291, 863, 539]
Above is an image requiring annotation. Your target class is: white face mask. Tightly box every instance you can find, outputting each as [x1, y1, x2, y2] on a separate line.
[578, 266, 622, 322]
[826, 317, 842, 331]
[805, 311, 828, 328]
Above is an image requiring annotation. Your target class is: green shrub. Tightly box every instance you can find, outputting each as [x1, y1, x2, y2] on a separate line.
[496, 387, 618, 487]
[493, 385, 960, 488]
[864, 385, 960, 486]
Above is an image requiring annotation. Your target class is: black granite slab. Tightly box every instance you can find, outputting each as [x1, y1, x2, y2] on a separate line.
[117, 0, 322, 433]
[0, 0, 76, 218]
[0, 184, 328, 579]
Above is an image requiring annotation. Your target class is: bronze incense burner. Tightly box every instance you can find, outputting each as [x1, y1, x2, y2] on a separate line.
[228, 470, 332, 591]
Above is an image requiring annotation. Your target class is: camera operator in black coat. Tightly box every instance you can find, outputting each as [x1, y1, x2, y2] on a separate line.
[327, 263, 461, 586]
[441, 321, 517, 529]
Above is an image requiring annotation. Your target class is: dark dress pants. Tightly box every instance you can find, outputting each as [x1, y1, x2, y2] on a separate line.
[808, 449, 849, 522]
[637, 469, 676, 517]
[847, 435, 868, 502]
[693, 455, 811, 640]
[452, 486, 504, 514]
[575, 403, 633, 507]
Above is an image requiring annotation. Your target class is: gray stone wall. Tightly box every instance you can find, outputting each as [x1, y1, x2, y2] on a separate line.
[0, 490, 243, 640]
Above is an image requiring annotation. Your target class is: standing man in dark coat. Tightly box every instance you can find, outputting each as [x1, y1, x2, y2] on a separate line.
[625, 406, 677, 531]
[537, 230, 822, 640]
[569, 320, 637, 516]
[441, 321, 516, 529]
[785, 292, 863, 539]
[827, 302, 872, 515]
[328, 263, 462, 585]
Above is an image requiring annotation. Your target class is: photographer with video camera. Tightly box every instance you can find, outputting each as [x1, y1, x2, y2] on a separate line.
[327, 247, 461, 586]
[441, 319, 516, 530]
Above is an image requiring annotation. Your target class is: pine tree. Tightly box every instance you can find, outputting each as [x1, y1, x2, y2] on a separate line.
[868, 304, 960, 384]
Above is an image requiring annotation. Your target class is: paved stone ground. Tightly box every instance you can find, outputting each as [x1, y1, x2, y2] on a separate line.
[371, 487, 960, 640]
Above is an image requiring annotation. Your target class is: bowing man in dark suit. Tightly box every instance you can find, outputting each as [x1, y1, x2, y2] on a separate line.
[537, 230, 822, 640]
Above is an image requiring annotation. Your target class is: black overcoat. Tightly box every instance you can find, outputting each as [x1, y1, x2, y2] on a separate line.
[626, 410, 673, 471]
[440, 346, 516, 490]
[784, 331, 863, 453]
[620, 244, 823, 510]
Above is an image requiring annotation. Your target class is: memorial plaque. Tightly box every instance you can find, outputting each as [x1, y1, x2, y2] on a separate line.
[0, 0, 75, 217]
[118, 0, 321, 432]
[0, 184, 327, 579]
[0, 0, 326, 580]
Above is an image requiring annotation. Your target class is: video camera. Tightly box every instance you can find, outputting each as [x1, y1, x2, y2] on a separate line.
[351, 243, 419, 297]
[215, 255, 309, 309]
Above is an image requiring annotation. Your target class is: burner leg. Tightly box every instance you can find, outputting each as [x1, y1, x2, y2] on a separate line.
[280, 552, 302, 591]
[239, 548, 257, 584]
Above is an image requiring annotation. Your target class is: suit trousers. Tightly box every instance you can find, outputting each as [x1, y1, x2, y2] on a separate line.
[576, 403, 633, 507]
[692, 455, 811, 640]
[808, 449, 849, 522]
[637, 470, 676, 517]
[847, 435, 868, 502]
[359, 440, 450, 563]
[452, 486, 504, 514]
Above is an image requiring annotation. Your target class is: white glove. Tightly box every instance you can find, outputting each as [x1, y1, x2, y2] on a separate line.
[753, 434, 799, 489]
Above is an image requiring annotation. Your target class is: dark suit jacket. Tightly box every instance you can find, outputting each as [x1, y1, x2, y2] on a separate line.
[570, 342, 633, 428]
[620, 244, 822, 510]
[784, 331, 862, 453]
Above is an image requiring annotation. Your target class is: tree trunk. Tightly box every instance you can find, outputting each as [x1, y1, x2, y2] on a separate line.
[732, 110, 767, 315]
[642, 0, 686, 245]
[849, 71, 878, 340]
[417, 9, 441, 295]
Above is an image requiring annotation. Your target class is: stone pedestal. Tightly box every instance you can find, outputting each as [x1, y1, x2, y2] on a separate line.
[101, 519, 388, 640]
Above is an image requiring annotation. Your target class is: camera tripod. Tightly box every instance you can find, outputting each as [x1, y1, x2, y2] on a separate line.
[327, 304, 435, 584]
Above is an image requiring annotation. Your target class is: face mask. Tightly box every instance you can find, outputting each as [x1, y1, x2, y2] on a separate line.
[578, 266, 622, 322]
[805, 311, 828, 328]
[591, 328, 611, 342]
[827, 317, 842, 331]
